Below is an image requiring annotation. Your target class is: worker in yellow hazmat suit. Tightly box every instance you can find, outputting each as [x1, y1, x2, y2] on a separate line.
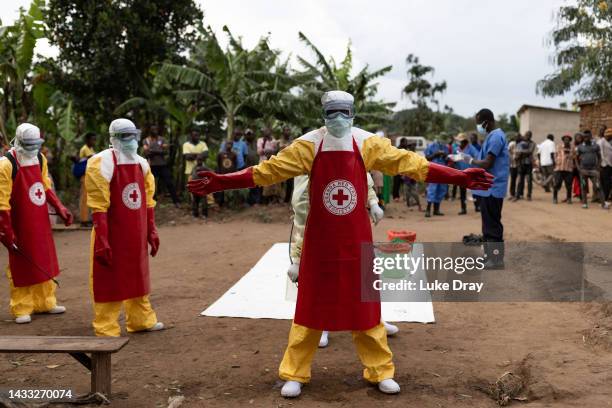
[188, 90, 492, 397]
[0, 123, 73, 324]
[288, 173, 399, 348]
[85, 118, 164, 337]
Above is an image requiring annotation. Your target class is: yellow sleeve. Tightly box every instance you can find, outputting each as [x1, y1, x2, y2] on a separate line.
[252, 139, 314, 186]
[41, 155, 52, 190]
[144, 168, 156, 208]
[182, 142, 190, 154]
[0, 158, 13, 211]
[85, 155, 111, 213]
[366, 172, 377, 205]
[362, 137, 430, 181]
[290, 175, 310, 260]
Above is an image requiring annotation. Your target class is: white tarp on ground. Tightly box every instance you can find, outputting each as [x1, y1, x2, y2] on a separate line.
[202, 243, 435, 323]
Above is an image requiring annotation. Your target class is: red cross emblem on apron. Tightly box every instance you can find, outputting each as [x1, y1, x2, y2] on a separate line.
[294, 137, 380, 331]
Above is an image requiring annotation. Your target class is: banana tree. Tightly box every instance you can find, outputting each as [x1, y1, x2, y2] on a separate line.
[295, 32, 395, 131]
[159, 25, 293, 140]
[0, 0, 46, 143]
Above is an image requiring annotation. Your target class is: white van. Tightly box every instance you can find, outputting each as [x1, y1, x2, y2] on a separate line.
[394, 136, 427, 156]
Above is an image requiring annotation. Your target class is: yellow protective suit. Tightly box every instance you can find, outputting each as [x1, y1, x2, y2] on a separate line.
[0, 152, 58, 317]
[251, 127, 430, 384]
[85, 148, 158, 337]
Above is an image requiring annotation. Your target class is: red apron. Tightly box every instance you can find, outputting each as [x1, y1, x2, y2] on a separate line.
[92, 152, 149, 302]
[294, 137, 380, 331]
[8, 152, 60, 287]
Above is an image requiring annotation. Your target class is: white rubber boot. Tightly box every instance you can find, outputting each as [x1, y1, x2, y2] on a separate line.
[15, 315, 32, 324]
[318, 331, 329, 348]
[281, 381, 302, 398]
[378, 378, 400, 394]
[47, 305, 66, 314]
[146, 322, 165, 332]
[383, 320, 399, 336]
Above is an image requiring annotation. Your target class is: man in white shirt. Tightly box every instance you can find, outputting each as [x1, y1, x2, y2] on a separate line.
[598, 127, 612, 209]
[538, 134, 556, 192]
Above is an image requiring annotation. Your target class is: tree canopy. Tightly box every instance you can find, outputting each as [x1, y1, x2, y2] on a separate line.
[45, 0, 203, 124]
[537, 0, 612, 100]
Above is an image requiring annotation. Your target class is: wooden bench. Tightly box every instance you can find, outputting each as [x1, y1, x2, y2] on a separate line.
[0, 336, 129, 397]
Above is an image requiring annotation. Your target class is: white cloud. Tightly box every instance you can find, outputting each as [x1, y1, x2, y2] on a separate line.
[2, 0, 574, 117]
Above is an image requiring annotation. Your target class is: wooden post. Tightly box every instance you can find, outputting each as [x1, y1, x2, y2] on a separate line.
[91, 352, 111, 396]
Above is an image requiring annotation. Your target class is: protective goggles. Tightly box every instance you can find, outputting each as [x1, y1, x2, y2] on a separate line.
[18, 139, 44, 151]
[323, 100, 354, 119]
[323, 109, 354, 120]
[111, 130, 141, 142]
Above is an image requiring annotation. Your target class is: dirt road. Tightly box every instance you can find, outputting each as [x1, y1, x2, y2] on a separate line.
[1, 189, 611, 407]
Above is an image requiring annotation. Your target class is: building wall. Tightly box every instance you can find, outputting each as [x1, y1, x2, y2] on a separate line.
[518, 108, 580, 144]
[579, 101, 612, 132]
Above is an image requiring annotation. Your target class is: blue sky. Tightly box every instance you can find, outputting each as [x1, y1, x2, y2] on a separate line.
[2, 0, 574, 118]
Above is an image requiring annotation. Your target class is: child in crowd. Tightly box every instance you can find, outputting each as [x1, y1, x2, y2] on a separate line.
[190, 154, 210, 218]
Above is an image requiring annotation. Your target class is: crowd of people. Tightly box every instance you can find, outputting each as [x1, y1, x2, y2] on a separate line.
[507, 126, 612, 209]
[68, 123, 612, 230]
[385, 125, 612, 219]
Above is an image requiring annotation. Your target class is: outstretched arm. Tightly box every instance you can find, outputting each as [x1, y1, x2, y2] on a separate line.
[425, 163, 493, 190]
[364, 137, 493, 190]
[188, 140, 313, 196]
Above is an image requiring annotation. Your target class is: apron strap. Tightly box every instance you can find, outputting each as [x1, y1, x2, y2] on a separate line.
[4, 151, 44, 180]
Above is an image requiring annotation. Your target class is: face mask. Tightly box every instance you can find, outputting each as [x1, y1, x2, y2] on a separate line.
[325, 115, 353, 139]
[112, 137, 138, 154]
[119, 139, 139, 154]
[16, 145, 39, 158]
[476, 122, 487, 136]
[14, 140, 41, 158]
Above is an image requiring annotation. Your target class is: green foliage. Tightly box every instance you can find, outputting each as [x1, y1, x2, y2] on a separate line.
[398, 54, 448, 136]
[45, 0, 203, 123]
[57, 99, 76, 141]
[159, 25, 297, 140]
[295, 32, 394, 131]
[537, 0, 612, 99]
[0, 0, 47, 142]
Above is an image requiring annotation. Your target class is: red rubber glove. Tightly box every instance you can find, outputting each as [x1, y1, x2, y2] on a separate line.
[425, 163, 494, 190]
[188, 167, 256, 197]
[92, 212, 112, 266]
[46, 189, 74, 226]
[0, 210, 16, 249]
[147, 207, 160, 257]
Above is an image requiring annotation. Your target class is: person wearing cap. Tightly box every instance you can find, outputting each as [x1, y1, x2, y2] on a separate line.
[188, 90, 492, 398]
[451, 133, 479, 214]
[85, 118, 164, 337]
[0, 123, 73, 324]
[287, 172, 396, 349]
[553, 135, 575, 204]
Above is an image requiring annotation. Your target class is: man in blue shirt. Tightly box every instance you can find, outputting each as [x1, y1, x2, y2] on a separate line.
[221, 128, 249, 170]
[459, 109, 509, 269]
[424, 139, 450, 217]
